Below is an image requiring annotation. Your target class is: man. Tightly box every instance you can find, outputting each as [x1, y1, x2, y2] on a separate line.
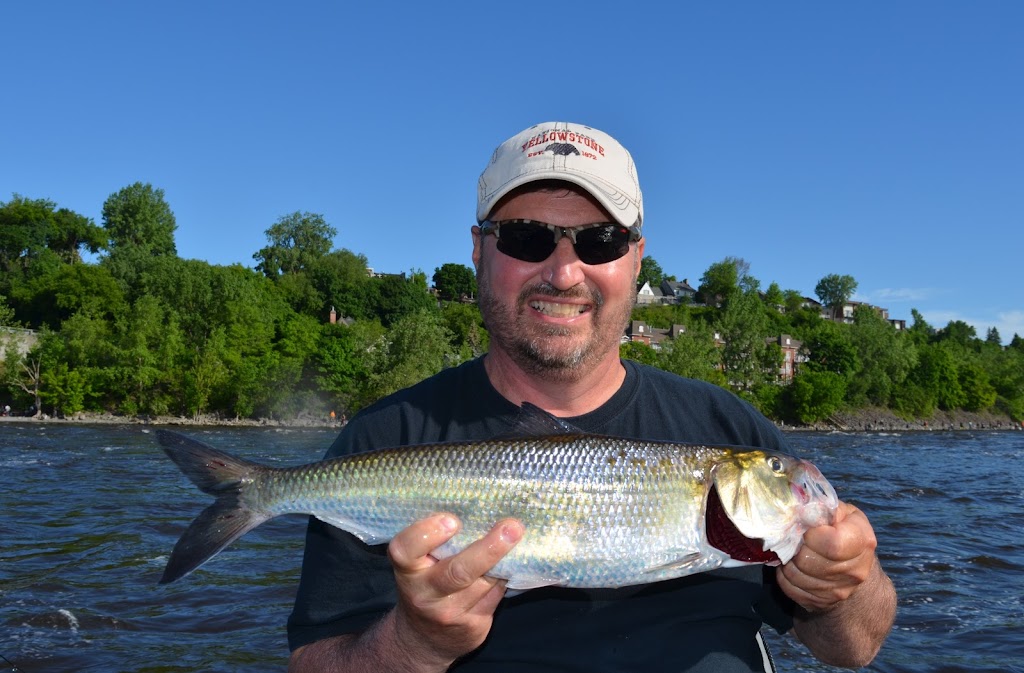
[288, 121, 896, 672]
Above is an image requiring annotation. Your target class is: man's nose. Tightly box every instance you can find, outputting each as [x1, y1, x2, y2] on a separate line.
[541, 237, 586, 289]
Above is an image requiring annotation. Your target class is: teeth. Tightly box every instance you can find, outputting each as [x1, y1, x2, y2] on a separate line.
[530, 301, 587, 318]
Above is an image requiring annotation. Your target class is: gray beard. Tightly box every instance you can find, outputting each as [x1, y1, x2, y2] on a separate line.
[477, 265, 636, 383]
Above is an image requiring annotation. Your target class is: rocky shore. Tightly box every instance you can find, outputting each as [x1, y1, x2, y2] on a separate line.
[782, 406, 1022, 432]
[2, 407, 1020, 433]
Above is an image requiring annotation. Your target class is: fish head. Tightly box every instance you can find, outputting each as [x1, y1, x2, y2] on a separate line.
[709, 450, 838, 566]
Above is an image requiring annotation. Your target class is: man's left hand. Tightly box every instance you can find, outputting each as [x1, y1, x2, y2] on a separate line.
[778, 500, 878, 612]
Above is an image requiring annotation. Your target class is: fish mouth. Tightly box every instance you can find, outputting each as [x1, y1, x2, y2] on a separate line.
[705, 484, 780, 564]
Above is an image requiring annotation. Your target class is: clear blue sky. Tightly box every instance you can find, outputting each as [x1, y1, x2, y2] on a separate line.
[3, 2, 1022, 342]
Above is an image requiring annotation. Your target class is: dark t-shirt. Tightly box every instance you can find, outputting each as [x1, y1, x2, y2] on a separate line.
[288, 358, 796, 672]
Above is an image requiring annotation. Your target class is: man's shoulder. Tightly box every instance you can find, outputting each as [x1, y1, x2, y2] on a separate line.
[622, 361, 785, 449]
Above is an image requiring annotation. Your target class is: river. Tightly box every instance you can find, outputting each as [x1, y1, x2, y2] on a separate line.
[1, 423, 1022, 672]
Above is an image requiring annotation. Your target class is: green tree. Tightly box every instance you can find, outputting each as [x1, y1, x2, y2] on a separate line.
[433, 263, 477, 301]
[637, 256, 666, 289]
[846, 305, 916, 407]
[697, 258, 745, 308]
[102, 182, 177, 256]
[440, 302, 488, 361]
[789, 370, 847, 424]
[986, 327, 1002, 346]
[814, 274, 857, 321]
[359, 310, 455, 407]
[254, 211, 336, 277]
[316, 319, 386, 413]
[656, 323, 725, 385]
[620, 341, 658, 367]
[762, 282, 785, 310]
[802, 322, 859, 378]
[716, 286, 778, 393]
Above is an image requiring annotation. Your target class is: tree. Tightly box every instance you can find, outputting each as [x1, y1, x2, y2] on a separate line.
[0, 195, 105, 272]
[359, 310, 455, 407]
[637, 256, 665, 289]
[985, 327, 1002, 346]
[716, 286, 777, 392]
[697, 257, 748, 308]
[789, 370, 847, 424]
[814, 274, 858, 321]
[936, 320, 977, 348]
[102, 183, 177, 256]
[433, 263, 477, 301]
[254, 211, 336, 277]
[762, 282, 785, 310]
[655, 323, 725, 385]
[846, 304, 917, 407]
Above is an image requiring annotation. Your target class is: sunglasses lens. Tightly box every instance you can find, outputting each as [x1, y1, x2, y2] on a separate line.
[574, 225, 631, 264]
[495, 222, 556, 262]
[488, 221, 634, 264]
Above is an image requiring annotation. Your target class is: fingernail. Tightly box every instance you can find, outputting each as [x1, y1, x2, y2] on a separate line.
[500, 522, 523, 544]
[439, 515, 459, 534]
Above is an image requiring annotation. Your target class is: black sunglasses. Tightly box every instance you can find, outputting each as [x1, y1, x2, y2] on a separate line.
[479, 219, 641, 265]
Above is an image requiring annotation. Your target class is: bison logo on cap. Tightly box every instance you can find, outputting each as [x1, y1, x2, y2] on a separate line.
[544, 143, 580, 156]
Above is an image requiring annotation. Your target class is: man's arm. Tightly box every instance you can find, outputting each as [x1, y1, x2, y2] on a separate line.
[288, 514, 523, 673]
[778, 502, 897, 668]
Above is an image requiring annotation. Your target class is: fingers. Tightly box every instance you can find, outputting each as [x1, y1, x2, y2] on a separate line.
[780, 501, 879, 612]
[385, 514, 524, 664]
[388, 513, 462, 573]
[432, 518, 524, 597]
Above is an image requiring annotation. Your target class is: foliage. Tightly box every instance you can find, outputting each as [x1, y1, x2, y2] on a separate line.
[788, 370, 847, 424]
[433, 263, 477, 301]
[102, 183, 177, 256]
[254, 211, 337, 278]
[637, 256, 666, 289]
[11, 186, 1015, 425]
[620, 340, 658, 366]
[814, 274, 858, 321]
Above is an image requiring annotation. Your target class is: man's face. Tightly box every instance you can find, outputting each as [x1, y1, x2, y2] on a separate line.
[472, 185, 644, 381]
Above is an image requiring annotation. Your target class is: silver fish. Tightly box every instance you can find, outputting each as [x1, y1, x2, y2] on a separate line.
[157, 404, 838, 587]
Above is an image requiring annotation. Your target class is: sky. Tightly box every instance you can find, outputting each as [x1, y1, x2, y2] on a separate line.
[3, 2, 1022, 342]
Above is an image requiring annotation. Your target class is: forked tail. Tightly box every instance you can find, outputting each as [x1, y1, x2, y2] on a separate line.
[156, 430, 272, 583]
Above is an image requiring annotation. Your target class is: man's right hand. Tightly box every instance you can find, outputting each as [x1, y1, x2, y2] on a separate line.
[386, 513, 524, 670]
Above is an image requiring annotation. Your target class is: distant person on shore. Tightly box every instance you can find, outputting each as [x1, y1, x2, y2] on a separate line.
[287, 121, 896, 672]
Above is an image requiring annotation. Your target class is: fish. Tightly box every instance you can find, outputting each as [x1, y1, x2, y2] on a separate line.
[156, 403, 839, 587]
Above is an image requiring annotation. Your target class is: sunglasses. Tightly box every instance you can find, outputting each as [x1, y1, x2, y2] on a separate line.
[479, 219, 641, 265]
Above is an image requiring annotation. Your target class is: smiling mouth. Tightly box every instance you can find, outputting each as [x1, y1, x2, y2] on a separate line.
[529, 300, 589, 318]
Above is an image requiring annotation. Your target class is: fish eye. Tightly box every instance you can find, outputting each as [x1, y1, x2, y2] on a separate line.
[767, 456, 784, 474]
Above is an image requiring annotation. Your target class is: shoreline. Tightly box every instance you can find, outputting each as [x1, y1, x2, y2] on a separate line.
[2, 407, 1020, 433]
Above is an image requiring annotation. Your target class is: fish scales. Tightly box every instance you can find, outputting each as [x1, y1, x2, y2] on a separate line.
[156, 408, 838, 586]
[250, 436, 724, 588]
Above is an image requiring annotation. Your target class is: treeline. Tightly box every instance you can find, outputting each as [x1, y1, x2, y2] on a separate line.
[628, 257, 1024, 423]
[1, 186, 1022, 424]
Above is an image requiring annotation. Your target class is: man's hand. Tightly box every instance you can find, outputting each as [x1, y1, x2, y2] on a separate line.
[778, 501, 877, 611]
[779, 501, 896, 667]
[386, 514, 524, 670]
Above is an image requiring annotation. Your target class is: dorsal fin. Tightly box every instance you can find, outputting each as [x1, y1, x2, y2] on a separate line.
[510, 402, 584, 437]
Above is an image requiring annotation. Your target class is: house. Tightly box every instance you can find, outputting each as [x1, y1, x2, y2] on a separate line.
[0, 327, 38, 358]
[766, 334, 805, 382]
[636, 281, 664, 305]
[623, 320, 685, 350]
[660, 279, 697, 303]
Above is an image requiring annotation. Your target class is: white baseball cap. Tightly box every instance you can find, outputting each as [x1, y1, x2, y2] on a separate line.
[477, 121, 643, 231]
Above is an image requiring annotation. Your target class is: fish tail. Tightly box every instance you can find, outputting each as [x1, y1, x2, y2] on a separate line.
[156, 430, 272, 584]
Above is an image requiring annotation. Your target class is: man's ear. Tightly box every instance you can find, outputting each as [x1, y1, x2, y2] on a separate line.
[633, 238, 646, 281]
[471, 225, 483, 270]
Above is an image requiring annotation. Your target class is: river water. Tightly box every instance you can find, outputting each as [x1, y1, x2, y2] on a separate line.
[1, 423, 1021, 672]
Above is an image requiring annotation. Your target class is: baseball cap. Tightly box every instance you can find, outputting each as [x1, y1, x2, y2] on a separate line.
[477, 121, 643, 231]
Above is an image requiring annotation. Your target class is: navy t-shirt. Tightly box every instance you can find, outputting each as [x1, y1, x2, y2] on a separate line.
[288, 358, 796, 672]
